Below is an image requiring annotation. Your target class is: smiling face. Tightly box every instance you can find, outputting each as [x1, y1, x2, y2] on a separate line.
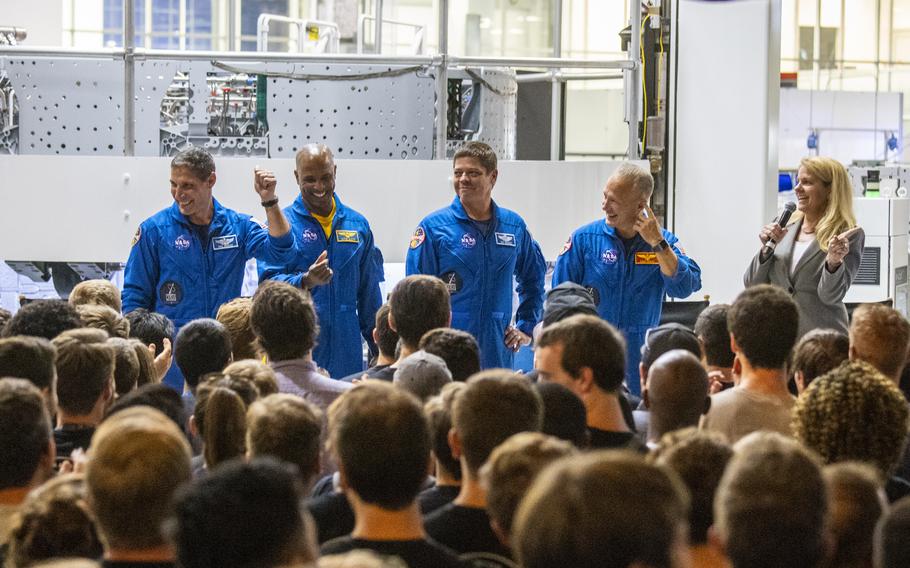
[453, 157, 497, 210]
[295, 149, 336, 217]
[602, 177, 646, 235]
[170, 166, 215, 225]
[795, 166, 830, 219]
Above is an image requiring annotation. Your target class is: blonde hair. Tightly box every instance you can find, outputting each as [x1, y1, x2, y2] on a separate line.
[791, 156, 857, 252]
[69, 280, 121, 313]
[75, 304, 130, 339]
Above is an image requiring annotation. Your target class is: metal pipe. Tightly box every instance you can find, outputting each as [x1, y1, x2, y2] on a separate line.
[374, 0, 384, 54]
[123, 0, 135, 156]
[552, 0, 562, 58]
[550, 75, 561, 160]
[627, 0, 641, 160]
[515, 71, 623, 82]
[435, 0, 449, 160]
[449, 55, 633, 69]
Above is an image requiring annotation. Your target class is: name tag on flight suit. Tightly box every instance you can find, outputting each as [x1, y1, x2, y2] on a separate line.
[213, 235, 239, 250]
[336, 230, 360, 243]
[634, 252, 659, 265]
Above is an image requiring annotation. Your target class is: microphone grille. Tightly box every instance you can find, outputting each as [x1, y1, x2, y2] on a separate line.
[783, 201, 797, 212]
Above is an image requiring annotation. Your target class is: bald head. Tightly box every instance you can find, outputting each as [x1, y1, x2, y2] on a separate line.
[294, 144, 337, 216]
[646, 350, 709, 442]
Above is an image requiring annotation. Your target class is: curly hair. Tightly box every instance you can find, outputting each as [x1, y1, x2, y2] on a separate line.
[793, 360, 910, 476]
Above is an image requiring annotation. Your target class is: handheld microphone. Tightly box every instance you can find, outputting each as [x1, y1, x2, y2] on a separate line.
[761, 201, 797, 257]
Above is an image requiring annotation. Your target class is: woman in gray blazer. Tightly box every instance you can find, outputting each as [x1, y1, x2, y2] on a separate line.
[745, 157, 864, 336]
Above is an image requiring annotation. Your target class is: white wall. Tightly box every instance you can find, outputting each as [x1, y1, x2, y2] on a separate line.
[669, 0, 781, 304]
[4, 0, 64, 46]
[0, 156, 635, 264]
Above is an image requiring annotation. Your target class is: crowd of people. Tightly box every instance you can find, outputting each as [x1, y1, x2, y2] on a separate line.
[0, 142, 907, 568]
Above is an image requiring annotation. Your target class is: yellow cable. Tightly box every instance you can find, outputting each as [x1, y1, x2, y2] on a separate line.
[640, 14, 649, 153]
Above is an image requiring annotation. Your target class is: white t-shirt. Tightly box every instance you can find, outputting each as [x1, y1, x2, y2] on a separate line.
[791, 238, 813, 274]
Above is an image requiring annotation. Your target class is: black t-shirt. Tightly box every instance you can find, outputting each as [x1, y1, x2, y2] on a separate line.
[101, 562, 175, 568]
[424, 504, 510, 558]
[321, 537, 464, 568]
[418, 484, 460, 515]
[340, 365, 395, 382]
[54, 425, 96, 459]
[587, 428, 647, 452]
[308, 493, 355, 544]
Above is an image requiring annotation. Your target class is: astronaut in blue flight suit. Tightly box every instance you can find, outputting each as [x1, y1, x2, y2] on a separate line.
[406, 141, 546, 370]
[552, 163, 701, 397]
[258, 144, 384, 379]
[122, 147, 296, 382]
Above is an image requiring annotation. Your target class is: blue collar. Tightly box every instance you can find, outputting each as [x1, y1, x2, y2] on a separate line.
[292, 194, 346, 220]
[450, 196, 498, 223]
[168, 197, 227, 231]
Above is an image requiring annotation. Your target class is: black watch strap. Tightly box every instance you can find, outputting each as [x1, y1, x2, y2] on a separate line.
[653, 239, 670, 252]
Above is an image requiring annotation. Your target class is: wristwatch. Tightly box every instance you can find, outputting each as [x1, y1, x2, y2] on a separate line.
[653, 239, 670, 252]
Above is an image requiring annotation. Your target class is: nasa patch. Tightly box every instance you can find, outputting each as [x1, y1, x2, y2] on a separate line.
[439, 271, 463, 294]
[410, 226, 426, 249]
[461, 233, 477, 249]
[174, 235, 191, 251]
[302, 228, 319, 243]
[131, 226, 141, 247]
[601, 249, 618, 265]
[159, 281, 183, 306]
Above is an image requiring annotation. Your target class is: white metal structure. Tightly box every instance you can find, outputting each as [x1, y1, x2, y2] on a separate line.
[257, 14, 341, 53]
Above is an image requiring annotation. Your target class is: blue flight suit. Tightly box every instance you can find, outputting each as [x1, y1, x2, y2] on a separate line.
[552, 220, 702, 396]
[258, 195, 384, 379]
[406, 197, 546, 369]
[123, 198, 296, 328]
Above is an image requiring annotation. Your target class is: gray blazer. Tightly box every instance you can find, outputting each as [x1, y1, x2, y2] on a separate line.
[744, 219, 865, 336]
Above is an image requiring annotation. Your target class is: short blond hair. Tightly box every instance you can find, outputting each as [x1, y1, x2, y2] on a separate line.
[216, 297, 259, 361]
[86, 407, 191, 549]
[247, 394, 323, 485]
[850, 304, 910, 379]
[69, 280, 121, 313]
[75, 304, 130, 339]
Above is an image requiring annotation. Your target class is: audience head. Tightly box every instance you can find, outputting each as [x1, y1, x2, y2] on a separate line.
[418, 327, 481, 381]
[106, 337, 140, 396]
[0, 336, 57, 415]
[714, 432, 827, 568]
[536, 314, 626, 395]
[481, 432, 576, 545]
[85, 406, 191, 551]
[52, 329, 115, 419]
[68, 279, 122, 313]
[640, 323, 702, 370]
[452, 370, 543, 477]
[174, 318, 232, 392]
[247, 394, 323, 491]
[729, 284, 799, 369]
[6, 473, 103, 567]
[372, 303, 399, 361]
[876, 496, 910, 568]
[823, 462, 886, 568]
[850, 303, 910, 381]
[127, 338, 156, 389]
[794, 360, 909, 477]
[791, 328, 849, 393]
[193, 373, 260, 470]
[653, 428, 733, 546]
[0, 378, 54, 492]
[393, 350, 452, 401]
[74, 304, 129, 339]
[328, 380, 430, 510]
[0, 307, 11, 331]
[646, 350, 710, 440]
[541, 283, 598, 329]
[3, 300, 82, 341]
[105, 383, 185, 436]
[514, 452, 688, 568]
[533, 381, 588, 448]
[124, 309, 174, 359]
[388, 275, 451, 350]
[250, 281, 317, 362]
[216, 297, 259, 361]
[424, 382, 466, 482]
[694, 304, 734, 369]
[171, 458, 317, 568]
[223, 359, 279, 397]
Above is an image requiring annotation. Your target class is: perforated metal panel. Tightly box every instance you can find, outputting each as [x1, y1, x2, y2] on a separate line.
[3, 57, 125, 155]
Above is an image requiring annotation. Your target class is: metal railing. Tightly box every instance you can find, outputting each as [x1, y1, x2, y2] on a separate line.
[0, 0, 642, 161]
[256, 14, 340, 54]
[357, 14, 425, 55]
